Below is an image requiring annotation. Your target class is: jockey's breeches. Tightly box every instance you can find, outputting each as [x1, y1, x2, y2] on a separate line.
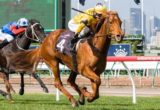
[0, 29, 14, 42]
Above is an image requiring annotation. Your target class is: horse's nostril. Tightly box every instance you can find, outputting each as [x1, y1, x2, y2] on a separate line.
[116, 35, 121, 37]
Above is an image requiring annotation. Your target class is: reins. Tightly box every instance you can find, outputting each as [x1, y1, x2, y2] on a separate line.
[16, 23, 40, 50]
[87, 14, 112, 55]
[92, 15, 111, 39]
[25, 23, 41, 42]
[16, 38, 26, 51]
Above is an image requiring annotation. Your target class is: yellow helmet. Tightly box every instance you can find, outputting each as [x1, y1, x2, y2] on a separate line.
[95, 3, 107, 14]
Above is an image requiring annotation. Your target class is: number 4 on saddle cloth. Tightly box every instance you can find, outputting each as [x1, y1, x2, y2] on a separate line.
[56, 27, 92, 56]
[56, 30, 86, 56]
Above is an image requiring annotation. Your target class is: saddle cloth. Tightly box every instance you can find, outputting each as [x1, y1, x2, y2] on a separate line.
[56, 30, 75, 55]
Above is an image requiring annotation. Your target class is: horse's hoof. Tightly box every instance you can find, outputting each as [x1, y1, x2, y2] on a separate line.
[11, 89, 16, 94]
[78, 99, 85, 105]
[12, 90, 16, 94]
[70, 98, 79, 107]
[78, 94, 85, 105]
[87, 98, 94, 103]
[5, 94, 12, 101]
[87, 95, 99, 103]
[71, 101, 79, 108]
[43, 87, 49, 93]
[19, 89, 24, 95]
[9, 99, 15, 103]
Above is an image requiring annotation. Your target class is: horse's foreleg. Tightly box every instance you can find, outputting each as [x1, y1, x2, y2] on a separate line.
[32, 73, 49, 93]
[67, 71, 85, 105]
[45, 60, 78, 107]
[19, 73, 24, 95]
[81, 66, 101, 102]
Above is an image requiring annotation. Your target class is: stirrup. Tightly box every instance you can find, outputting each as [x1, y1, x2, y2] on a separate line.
[70, 43, 76, 53]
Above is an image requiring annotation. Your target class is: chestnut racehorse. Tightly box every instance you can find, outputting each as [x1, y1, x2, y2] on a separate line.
[40, 11, 124, 107]
[7, 11, 124, 107]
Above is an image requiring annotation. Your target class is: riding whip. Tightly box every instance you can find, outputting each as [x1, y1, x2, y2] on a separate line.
[71, 8, 93, 17]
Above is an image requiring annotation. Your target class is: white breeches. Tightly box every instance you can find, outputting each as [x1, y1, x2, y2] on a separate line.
[68, 19, 79, 32]
[0, 29, 14, 42]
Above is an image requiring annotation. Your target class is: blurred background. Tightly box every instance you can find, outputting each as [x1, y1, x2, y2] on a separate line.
[1, 0, 160, 56]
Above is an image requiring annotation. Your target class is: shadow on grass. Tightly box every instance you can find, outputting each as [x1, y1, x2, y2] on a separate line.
[7, 98, 70, 106]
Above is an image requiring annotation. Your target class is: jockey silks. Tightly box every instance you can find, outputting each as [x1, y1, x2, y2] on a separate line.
[2, 22, 17, 35]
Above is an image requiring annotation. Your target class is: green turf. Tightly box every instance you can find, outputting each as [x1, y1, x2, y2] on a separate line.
[0, 94, 160, 110]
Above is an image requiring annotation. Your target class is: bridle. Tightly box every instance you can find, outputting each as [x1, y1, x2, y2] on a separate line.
[92, 15, 111, 39]
[25, 23, 41, 42]
[88, 13, 122, 55]
[93, 13, 122, 41]
[16, 22, 42, 50]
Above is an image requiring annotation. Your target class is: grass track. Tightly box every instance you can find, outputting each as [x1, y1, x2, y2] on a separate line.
[0, 94, 160, 110]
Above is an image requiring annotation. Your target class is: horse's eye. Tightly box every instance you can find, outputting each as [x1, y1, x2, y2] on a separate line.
[39, 26, 43, 30]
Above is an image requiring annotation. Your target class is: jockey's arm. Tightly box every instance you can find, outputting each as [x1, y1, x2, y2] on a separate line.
[75, 16, 94, 33]
[75, 23, 85, 34]
[10, 26, 25, 35]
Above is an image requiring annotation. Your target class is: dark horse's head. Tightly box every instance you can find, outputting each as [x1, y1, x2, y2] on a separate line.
[24, 19, 46, 43]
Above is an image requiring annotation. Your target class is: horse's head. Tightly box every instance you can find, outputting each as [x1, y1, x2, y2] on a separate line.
[25, 19, 46, 43]
[104, 11, 124, 42]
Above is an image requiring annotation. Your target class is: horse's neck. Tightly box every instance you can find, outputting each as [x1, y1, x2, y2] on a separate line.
[16, 35, 31, 50]
[92, 20, 111, 54]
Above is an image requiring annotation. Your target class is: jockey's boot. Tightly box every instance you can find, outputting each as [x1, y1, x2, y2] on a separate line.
[70, 34, 79, 53]
[70, 27, 90, 53]
[0, 39, 9, 49]
[77, 26, 91, 41]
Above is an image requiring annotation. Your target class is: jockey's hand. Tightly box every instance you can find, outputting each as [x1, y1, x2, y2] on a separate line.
[93, 13, 102, 19]
[80, 19, 88, 25]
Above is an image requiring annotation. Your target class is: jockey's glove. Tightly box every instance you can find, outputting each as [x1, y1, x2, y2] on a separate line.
[93, 13, 102, 19]
[80, 19, 88, 26]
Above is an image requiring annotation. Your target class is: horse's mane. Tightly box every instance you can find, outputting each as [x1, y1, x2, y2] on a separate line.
[29, 19, 40, 24]
[16, 31, 25, 38]
[95, 18, 106, 33]
[90, 17, 106, 34]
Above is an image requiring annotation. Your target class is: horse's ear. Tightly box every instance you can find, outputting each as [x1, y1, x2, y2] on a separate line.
[29, 19, 40, 25]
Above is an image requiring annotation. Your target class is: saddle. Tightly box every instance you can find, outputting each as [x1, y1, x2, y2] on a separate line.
[56, 27, 92, 55]
[56, 30, 75, 56]
[56, 29, 92, 72]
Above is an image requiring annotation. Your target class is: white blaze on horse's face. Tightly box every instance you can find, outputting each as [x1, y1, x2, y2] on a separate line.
[107, 11, 124, 42]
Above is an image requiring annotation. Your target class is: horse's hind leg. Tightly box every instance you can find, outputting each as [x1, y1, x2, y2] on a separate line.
[0, 72, 15, 94]
[81, 66, 101, 102]
[19, 72, 48, 95]
[32, 73, 49, 93]
[0, 73, 9, 99]
[19, 72, 24, 95]
[67, 71, 85, 105]
[2, 73, 13, 100]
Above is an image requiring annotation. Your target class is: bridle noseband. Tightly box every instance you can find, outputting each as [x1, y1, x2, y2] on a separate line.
[16, 22, 42, 50]
[25, 23, 41, 42]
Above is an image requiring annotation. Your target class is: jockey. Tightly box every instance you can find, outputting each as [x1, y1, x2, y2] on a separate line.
[68, 3, 107, 52]
[0, 18, 28, 48]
